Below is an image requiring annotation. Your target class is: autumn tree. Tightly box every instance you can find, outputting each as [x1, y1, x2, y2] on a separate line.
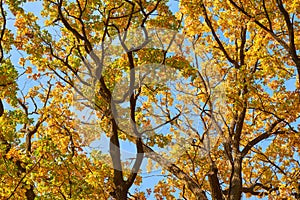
[151, 0, 300, 199]
[1, 0, 182, 199]
[0, 0, 299, 200]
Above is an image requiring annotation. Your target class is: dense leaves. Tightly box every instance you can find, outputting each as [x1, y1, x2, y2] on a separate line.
[0, 0, 299, 199]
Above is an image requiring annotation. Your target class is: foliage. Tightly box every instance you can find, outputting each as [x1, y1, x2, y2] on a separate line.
[0, 0, 299, 199]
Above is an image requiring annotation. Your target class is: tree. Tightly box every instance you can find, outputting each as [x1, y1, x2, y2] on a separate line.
[0, 0, 299, 199]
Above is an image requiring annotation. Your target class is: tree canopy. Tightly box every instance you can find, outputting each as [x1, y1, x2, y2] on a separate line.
[0, 0, 299, 199]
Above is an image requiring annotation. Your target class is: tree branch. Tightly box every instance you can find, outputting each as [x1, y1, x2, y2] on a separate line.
[241, 119, 284, 157]
[142, 144, 208, 200]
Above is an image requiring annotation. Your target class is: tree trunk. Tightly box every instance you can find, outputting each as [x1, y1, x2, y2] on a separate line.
[229, 155, 242, 200]
[111, 185, 128, 200]
[208, 165, 224, 200]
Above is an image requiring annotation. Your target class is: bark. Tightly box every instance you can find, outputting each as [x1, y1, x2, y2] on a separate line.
[0, 0, 6, 63]
[208, 164, 224, 200]
[110, 118, 125, 188]
[0, 98, 3, 117]
[229, 155, 242, 200]
[111, 185, 128, 200]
